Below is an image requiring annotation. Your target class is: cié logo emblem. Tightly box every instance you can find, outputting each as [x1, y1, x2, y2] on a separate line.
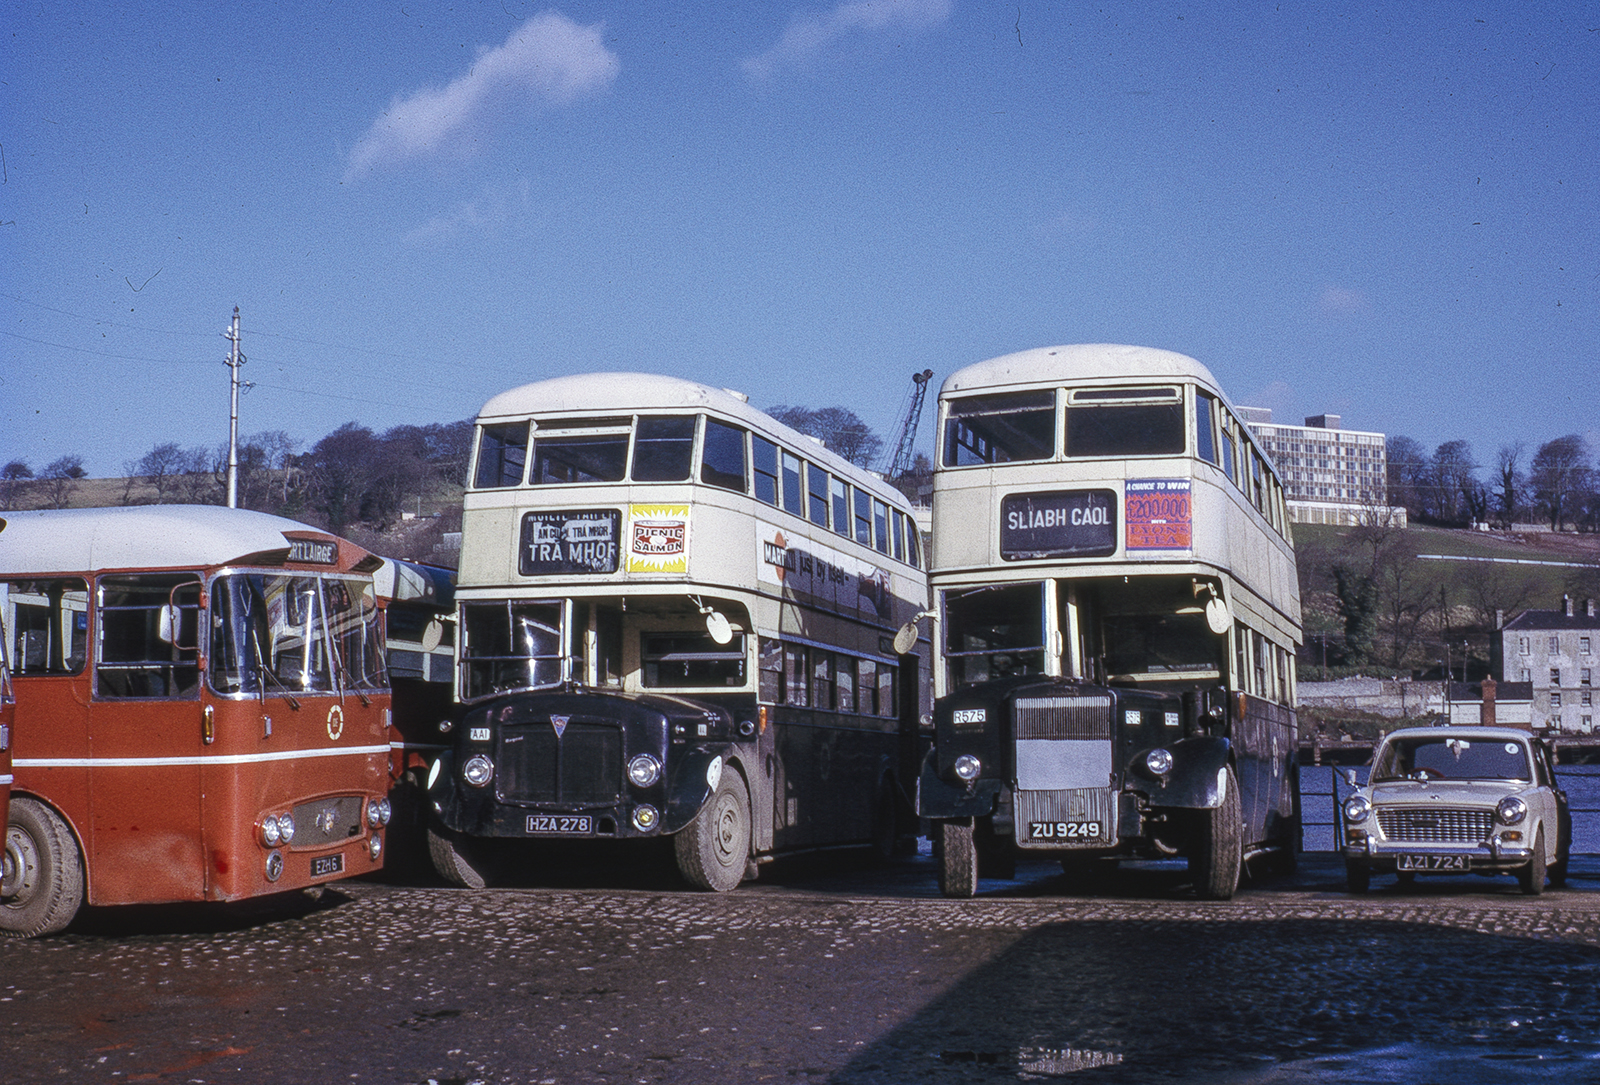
[326, 704, 345, 741]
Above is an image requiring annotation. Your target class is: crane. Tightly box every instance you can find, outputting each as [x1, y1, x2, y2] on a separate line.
[883, 369, 935, 481]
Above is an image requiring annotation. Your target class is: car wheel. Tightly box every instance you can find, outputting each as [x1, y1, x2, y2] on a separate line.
[1345, 859, 1370, 894]
[1550, 825, 1570, 888]
[938, 820, 978, 898]
[1518, 826, 1547, 896]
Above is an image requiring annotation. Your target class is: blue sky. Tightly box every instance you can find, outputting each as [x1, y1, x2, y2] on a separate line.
[3, 1, 1596, 479]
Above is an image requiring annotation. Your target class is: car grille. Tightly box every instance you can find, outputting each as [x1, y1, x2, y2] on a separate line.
[1376, 806, 1492, 843]
[496, 721, 622, 805]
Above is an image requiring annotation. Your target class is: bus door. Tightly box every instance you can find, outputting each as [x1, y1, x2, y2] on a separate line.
[87, 573, 208, 903]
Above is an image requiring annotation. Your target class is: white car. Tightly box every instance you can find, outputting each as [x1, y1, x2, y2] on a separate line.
[1340, 726, 1570, 895]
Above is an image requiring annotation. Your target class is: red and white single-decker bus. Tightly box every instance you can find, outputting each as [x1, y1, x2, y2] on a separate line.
[0, 506, 393, 936]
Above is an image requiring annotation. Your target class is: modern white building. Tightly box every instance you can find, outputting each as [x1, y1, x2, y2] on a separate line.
[1239, 408, 1405, 528]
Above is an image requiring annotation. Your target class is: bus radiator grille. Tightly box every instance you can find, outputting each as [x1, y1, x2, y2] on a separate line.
[1013, 695, 1113, 740]
[1014, 787, 1117, 847]
[290, 795, 364, 848]
[497, 722, 623, 805]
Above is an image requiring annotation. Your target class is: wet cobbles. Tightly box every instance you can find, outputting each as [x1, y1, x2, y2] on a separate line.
[4, 858, 1600, 1083]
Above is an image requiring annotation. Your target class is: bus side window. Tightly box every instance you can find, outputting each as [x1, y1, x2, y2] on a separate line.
[830, 477, 851, 536]
[783, 643, 809, 707]
[811, 650, 835, 709]
[853, 489, 872, 547]
[5, 578, 90, 675]
[807, 465, 830, 527]
[892, 511, 907, 562]
[753, 436, 780, 506]
[1250, 450, 1266, 514]
[835, 654, 856, 712]
[781, 451, 804, 516]
[1194, 392, 1218, 464]
[97, 574, 201, 699]
[758, 637, 783, 702]
[1220, 423, 1238, 487]
[907, 523, 922, 569]
[872, 500, 890, 555]
[700, 418, 748, 493]
[474, 421, 529, 488]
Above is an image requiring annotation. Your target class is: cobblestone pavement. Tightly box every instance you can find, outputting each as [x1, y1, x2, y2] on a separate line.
[5, 851, 1600, 1084]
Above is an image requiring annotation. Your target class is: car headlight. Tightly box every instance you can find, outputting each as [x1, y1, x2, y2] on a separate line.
[1342, 794, 1371, 823]
[1143, 748, 1174, 776]
[627, 753, 662, 788]
[1496, 796, 1528, 826]
[462, 754, 495, 788]
[953, 754, 982, 781]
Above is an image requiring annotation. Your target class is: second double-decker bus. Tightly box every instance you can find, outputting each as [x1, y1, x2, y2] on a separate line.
[427, 372, 930, 891]
[0, 506, 393, 937]
[0, 520, 12, 897]
[915, 345, 1301, 900]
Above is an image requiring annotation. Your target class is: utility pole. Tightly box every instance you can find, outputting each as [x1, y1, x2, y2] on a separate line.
[223, 307, 244, 508]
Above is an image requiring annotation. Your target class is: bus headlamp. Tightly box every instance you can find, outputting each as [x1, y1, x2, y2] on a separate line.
[1143, 748, 1174, 776]
[1342, 795, 1371, 823]
[368, 835, 383, 862]
[1496, 796, 1527, 826]
[627, 753, 663, 788]
[632, 804, 660, 832]
[366, 796, 392, 828]
[260, 817, 282, 847]
[462, 754, 495, 788]
[953, 754, 982, 781]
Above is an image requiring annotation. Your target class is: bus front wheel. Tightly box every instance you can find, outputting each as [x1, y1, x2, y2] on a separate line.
[675, 770, 750, 892]
[938, 820, 978, 898]
[427, 824, 493, 890]
[1189, 767, 1242, 901]
[2, 797, 85, 938]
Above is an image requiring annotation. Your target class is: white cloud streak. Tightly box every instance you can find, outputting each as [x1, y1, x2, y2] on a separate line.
[742, 0, 953, 81]
[1319, 285, 1370, 315]
[346, 11, 618, 180]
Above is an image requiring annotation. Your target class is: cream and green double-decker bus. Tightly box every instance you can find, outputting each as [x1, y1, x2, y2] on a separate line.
[916, 345, 1301, 899]
[427, 373, 930, 890]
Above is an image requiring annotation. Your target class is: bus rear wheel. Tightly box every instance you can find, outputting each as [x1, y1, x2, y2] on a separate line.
[2, 797, 84, 938]
[1189, 767, 1242, 901]
[675, 769, 750, 892]
[938, 820, 978, 898]
[427, 824, 493, 890]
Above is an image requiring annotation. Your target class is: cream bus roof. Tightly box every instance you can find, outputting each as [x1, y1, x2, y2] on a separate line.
[942, 344, 1227, 402]
[476, 371, 908, 507]
[0, 505, 352, 575]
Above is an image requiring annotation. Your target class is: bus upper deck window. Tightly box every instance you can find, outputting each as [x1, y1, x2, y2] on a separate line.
[853, 488, 872, 547]
[701, 419, 748, 492]
[1194, 392, 1218, 464]
[753, 436, 779, 505]
[1064, 387, 1184, 458]
[632, 416, 695, 482]
[781, 451, 804, 516]
[807, 465, 830, 527]
[474, 421, 529, 488]
[830, 477, 851, 536]
[872, 499, 890, 555]
[531, 419, 630, 485]
[942, 391, 1055, 467]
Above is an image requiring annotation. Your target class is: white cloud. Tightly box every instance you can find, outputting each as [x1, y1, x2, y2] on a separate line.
[346, 11, 619, 180]
[1319, 285, 1370, 315]
[742, 0, 953, 81]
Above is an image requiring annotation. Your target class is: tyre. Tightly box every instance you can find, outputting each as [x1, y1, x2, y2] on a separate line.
[1550, 824, 1570, 888]
[1518, 827, 1547, 897]
[1189, 767, 1242, 901]
[1345, 860, 1370, 894]
[938, 820, 977, 898]
[426, 824, 492, 889]
[675, 769, 750, 892]
[1, 797, 85, 938]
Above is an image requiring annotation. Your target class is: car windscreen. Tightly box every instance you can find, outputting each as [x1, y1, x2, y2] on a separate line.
[1372, 737, 1530, 782]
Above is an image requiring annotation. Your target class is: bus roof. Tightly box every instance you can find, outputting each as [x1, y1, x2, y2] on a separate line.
[0, 505, 375, 576]
[942, 345, 1227, 401]
[476, 371, 910, 508]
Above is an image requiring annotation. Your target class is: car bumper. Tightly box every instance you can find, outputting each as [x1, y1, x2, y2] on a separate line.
[1342, 837, 1534, 872]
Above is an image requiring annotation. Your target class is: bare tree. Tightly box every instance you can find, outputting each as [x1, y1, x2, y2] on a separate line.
[1495, 441, 1525, 529]
[1530, 435, 1593, 531]
[41, 455, 87, 509]
[767, 406, 883, 468]
[1, 459, 34, 511]
[137, 442, 188, 504]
